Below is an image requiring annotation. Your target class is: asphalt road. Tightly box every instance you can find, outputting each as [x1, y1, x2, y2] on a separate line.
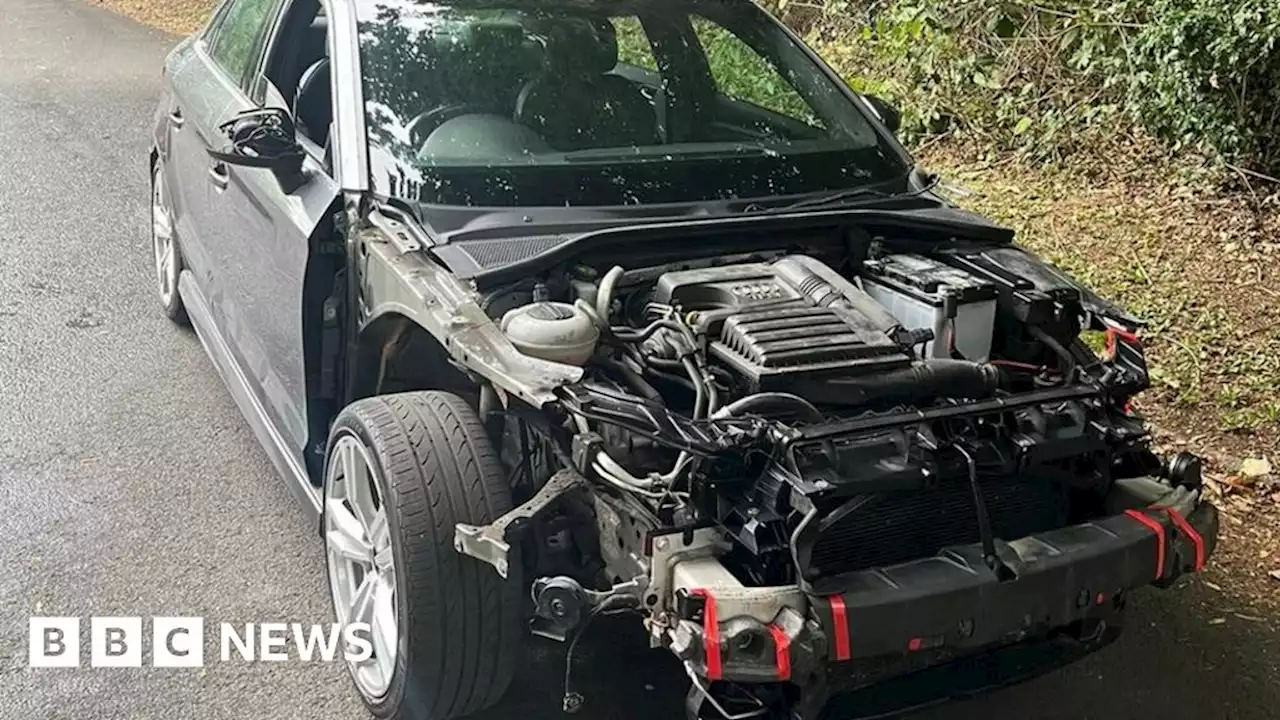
[0, 1, 1278, 718]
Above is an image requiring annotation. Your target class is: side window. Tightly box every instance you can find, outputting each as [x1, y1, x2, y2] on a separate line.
[264, 5, 333, 148]
[613, 17, 659, 72]
[207, 0, 280, 89]
[690, 16, 824, 128]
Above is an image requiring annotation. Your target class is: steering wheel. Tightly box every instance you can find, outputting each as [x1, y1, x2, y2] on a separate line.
[407, 103, 494, 147]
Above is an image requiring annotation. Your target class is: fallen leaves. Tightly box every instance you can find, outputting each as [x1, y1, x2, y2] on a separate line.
[1269, 570, 1280, 583]
[91, 0, 211, 35]
[1204, 472, 1232, 497]
[1239, 456, 1273, 483]
[1205, 457, 1280, 508]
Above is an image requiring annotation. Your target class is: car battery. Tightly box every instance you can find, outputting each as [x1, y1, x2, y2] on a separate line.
[860, 253, 998, 360]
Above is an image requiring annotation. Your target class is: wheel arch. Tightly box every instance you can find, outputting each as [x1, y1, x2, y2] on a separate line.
[348, 310, 475, 403]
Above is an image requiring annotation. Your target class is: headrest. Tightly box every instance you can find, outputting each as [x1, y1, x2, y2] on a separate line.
[298, 56, 330, 93]
[537, 17, 618, 75]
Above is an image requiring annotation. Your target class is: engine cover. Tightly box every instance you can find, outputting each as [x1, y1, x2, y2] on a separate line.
[653, 258, 911, 391]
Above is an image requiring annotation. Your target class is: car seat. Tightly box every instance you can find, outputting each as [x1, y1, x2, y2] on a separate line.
[513, 18, 659, 151]
[294, 57, 332, 148]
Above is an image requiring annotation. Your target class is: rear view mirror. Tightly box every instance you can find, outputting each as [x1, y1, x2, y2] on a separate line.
[861, 94, 902, 135]
[207, 107, 308, 192]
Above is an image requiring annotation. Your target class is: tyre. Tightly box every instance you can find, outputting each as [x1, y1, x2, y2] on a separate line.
[151, 158, 188, 325]
[323, 391, 521, 719]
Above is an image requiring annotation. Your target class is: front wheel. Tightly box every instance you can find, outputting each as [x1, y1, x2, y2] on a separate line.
[150, 157, 188, 325]
[323, 391, 522, 719]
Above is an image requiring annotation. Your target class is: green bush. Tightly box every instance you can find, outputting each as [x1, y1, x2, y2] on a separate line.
[779, 0, 1280, 173]
[1126, 0, 1280, 168]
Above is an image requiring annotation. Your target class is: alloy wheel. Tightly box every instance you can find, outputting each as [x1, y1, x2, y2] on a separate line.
[151, 164, 178, 307]
[325, 433, 399, 699]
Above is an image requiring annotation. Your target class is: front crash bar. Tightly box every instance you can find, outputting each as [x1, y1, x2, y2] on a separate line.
[671, 481, 1217, 719]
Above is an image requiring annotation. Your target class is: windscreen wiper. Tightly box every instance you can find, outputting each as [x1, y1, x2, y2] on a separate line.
[780, 174, 941, 211]
[561, 142, 774, 163]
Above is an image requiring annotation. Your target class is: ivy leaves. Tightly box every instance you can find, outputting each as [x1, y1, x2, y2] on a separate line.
[780, 0, 1280, 173]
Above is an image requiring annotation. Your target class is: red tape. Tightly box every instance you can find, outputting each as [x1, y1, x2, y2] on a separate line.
[1104, 327, 1140, 360]
[689, 589, 722, 680]
[767, 624, 792, 682]
[829, 595, 851, 661]
[1164, 508, 1206, 572]
[1124, 509, 1166, 579]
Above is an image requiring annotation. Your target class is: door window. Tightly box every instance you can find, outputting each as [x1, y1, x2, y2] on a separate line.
[207, 0, 281, 89]
[690, 16, 823, 128]
[613, 17, 659, 72]
[259, 2, 332, 147]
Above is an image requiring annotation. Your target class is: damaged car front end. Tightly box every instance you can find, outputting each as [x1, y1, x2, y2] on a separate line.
[422, 215, 1217, 718]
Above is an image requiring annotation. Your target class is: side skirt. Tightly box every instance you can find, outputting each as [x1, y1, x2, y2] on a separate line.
[179, 271, 323, 529]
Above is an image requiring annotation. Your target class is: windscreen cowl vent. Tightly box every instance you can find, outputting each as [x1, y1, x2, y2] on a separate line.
[432, 235, 571, 277]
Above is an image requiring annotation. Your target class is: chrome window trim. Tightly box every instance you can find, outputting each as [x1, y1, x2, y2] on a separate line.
[326, 0, 370, 193]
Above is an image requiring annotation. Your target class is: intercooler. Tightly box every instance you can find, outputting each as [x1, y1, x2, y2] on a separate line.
[808, 474, 1069, 577]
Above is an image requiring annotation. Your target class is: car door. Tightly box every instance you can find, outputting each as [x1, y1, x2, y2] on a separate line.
[182, 0, 340, 459]
[162, 25, 233, 293]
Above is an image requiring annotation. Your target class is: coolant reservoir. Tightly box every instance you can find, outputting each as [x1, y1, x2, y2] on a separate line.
[500, 302, 599, 366]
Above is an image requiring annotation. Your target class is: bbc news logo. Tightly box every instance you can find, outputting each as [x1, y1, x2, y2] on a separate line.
[29, 617, 372, 667]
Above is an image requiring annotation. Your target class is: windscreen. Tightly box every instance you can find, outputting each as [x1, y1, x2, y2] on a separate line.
[355, 0, 908, 207]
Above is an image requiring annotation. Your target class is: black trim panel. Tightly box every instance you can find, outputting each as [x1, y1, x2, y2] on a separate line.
[809, 501, 1219, 657]
[435, 205, 1014, 287]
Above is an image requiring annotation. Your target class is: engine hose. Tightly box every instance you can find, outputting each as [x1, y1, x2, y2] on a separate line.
[599, 357, 663, 404]
[704, 377, 721, 416]
[711, 392, 825, 423]
[575, 413, 686, 495]
[955, 444, 998, 571]
[796, 359, 1003, 408]
[643, 366, 696, 391]
[573, 299, 604, 331]
[595, 266, 625, 326]
[611, 319, 689, 344]
[592, 464, 667, 498]
[682, 356, 706, 419]
[1029, 325, 1077, 379]
[590, 447, 645, 485]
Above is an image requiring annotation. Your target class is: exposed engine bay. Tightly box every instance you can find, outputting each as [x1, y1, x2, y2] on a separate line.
[450, 233, 1215, 719]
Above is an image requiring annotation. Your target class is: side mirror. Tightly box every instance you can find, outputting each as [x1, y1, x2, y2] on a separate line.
[207, 107, 308, 193]
[861, 94, 902, 135]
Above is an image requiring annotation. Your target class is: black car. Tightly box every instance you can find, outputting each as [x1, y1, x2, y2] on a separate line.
[149, 0, 1218, 718]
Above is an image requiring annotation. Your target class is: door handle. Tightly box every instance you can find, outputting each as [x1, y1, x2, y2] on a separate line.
[168, 107, 184, 129]
[209, 162, 229, 191]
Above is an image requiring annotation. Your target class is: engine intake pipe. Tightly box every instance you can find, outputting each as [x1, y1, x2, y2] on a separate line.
[771, 254, 903, 337]
[795, 360, 1004, 408]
